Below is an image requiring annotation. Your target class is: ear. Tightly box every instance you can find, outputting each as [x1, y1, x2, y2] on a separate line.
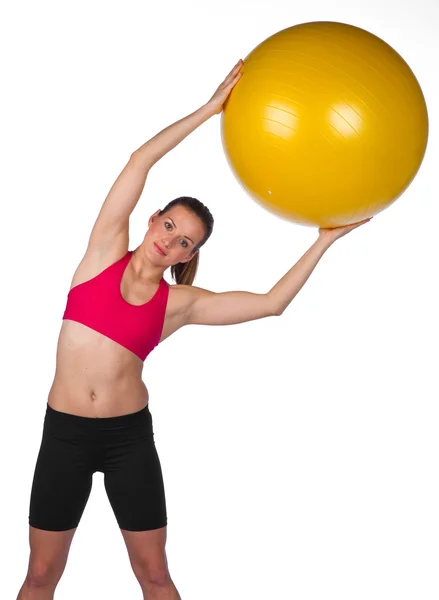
[179, 249, 199, 264]
[148, 209, 162, 227]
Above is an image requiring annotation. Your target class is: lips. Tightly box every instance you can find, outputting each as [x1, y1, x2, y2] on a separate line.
[154, 242, 167, 256]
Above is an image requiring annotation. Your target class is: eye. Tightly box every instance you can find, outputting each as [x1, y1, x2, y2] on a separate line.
[181, 239, 188, 248]
[165, 221, 172, 230]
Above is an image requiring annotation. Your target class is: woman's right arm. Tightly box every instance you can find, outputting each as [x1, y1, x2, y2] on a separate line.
[87, 104, 216, 250]
[88, 60, 243, 251]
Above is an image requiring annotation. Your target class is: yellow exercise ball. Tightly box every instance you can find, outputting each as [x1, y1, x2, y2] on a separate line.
[221, 21, 429, 227]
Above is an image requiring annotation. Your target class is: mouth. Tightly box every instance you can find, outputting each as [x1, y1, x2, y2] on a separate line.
[154, 242, 167, 256]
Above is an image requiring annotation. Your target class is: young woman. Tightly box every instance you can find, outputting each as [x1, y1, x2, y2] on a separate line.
[17, 60, 370, 600]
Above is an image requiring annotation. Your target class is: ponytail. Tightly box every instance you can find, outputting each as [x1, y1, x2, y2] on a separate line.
[171, 251, 199, 286]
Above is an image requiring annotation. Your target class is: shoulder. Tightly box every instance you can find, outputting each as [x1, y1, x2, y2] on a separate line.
[166, 283, 213, 318]
[69, 244, 129, 290]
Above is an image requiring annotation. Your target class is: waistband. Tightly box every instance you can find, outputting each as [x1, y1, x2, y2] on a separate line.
[45, 402, 150, 427]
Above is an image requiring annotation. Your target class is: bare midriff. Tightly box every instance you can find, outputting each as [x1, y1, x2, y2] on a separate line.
[47, 319, 149, 418]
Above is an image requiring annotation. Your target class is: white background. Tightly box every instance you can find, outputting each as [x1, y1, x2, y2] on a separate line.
[2, 0, 438, 598]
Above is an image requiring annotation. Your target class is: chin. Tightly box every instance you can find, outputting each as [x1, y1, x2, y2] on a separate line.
[140, 243, 158, 263]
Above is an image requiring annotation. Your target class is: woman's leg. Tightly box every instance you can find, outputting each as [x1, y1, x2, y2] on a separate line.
[16, 526, 77, 600]
[101, 404, 175, 597]
[18, 405, 96, 598]
[120, 526, 181, 600]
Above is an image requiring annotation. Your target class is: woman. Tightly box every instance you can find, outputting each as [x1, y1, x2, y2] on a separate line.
[18, 60, 370, 600]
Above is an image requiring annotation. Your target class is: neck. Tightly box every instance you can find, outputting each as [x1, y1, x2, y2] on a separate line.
[130, 246, 166, 283]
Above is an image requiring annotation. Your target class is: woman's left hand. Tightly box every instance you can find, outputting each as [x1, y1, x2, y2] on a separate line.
[319, 217, 373, 244]
[206, 59, 244, 115]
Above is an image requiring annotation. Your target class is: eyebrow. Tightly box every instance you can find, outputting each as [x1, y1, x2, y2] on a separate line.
[168, 217, 194, 244]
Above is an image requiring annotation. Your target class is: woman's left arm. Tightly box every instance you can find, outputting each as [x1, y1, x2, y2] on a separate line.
[185, 219, 372, 326]
[185, 236, 332, 325]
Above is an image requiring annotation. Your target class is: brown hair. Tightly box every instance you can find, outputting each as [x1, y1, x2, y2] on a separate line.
[159, 196, 214, 286]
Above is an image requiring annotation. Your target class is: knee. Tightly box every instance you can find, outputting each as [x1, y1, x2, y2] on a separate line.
[26, 558, 64, 588]
[132, 558, 172, 588]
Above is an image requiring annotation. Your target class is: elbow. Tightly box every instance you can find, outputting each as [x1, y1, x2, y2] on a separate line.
[130, 150, 155, 171]
[271, 305, 284, 317]
[267, 294, 284, 317]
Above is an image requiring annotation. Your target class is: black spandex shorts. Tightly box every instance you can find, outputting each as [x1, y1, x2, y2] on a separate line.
[28, 403, 167, 532]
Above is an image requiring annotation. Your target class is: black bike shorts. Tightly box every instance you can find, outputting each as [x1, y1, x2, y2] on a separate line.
[28, 403, 167, 532]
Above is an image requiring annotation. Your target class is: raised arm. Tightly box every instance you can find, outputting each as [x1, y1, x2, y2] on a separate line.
[87, 105, 215, 249]
[88, 60, 243, 250]
[183, 219, 371, 326]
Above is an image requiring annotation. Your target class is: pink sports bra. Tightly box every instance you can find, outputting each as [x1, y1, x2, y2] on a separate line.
[62, 250, 169, 361]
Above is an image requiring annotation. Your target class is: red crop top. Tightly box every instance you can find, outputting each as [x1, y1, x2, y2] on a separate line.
[63, 250, 169, 361]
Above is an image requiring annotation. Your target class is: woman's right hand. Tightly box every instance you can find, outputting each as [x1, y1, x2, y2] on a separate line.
[206, 59, 243, 115]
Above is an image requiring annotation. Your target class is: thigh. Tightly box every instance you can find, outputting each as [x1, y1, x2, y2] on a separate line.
[103, 436, 167, 532]
[120, 525, 168, 570]
[120, 525, 169, 584]
[29, 419, 94, 531]
[28, 525, 78, 574]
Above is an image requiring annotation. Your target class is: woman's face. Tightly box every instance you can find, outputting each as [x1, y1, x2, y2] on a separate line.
[143, 205, 206, 267]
